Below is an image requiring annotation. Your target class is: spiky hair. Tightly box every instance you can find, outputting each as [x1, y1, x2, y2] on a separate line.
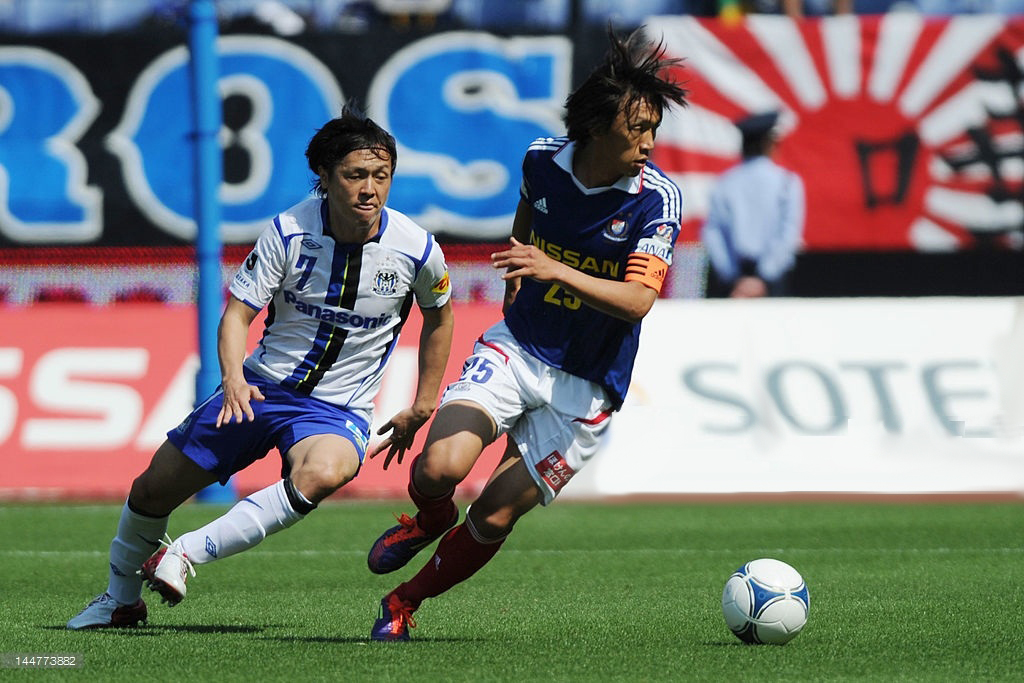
[564, 27, 689, 145]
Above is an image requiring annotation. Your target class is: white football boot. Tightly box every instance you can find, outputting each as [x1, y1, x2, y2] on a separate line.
[138, 535, 195, 606]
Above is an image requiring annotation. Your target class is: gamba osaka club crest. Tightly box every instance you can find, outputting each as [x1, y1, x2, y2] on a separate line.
[373, 266, 400, 296]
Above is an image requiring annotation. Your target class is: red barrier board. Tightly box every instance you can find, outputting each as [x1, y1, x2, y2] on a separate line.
[0, 303, 505, 501]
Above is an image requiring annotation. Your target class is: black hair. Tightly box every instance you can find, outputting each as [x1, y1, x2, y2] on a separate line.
[305, 103, 397, 198]
[741, 131, 775, 159]
[564, 27, 689, 146]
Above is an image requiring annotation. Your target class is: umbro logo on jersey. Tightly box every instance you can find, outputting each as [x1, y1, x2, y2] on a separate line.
[301, 238, 322, 249]
[533, 198, 548, 214]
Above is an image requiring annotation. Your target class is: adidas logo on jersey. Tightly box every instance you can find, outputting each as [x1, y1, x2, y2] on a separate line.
[533, 197, 548, 214]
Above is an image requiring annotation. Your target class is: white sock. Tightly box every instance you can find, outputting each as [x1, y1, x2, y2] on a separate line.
[106, 501, 168, 605]
[176, 480, 306, 565]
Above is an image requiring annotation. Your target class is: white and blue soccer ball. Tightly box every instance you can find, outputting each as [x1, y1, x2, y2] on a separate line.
[721, 558, 810, 645]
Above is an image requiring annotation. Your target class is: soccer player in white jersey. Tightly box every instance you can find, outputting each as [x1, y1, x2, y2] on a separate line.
[366, 28, 690, 641]
[68, 106, 454, 629]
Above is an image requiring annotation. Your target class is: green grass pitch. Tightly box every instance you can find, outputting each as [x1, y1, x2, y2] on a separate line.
[2, 499, 1022, 681]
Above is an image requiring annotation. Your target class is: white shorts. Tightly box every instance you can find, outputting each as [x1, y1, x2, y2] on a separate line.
[440, 320, 614, 504]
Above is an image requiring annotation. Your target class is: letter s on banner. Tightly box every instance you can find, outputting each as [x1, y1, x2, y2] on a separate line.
[682, 363, 756, 434]
[369, 32, 571, 239]
[22, 348, 149, 450]
[0, 349, 23, 445]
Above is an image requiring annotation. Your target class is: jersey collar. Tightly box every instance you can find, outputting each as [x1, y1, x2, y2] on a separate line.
[371, 208, 389, 242]
[319, 198, 330, 236]
[552, 140, 643, 194]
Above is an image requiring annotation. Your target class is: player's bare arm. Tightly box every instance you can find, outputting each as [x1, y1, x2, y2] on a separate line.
[371, 300, 454, 469]
[215, 296, 264, 427]
[492, 237, 659, 323]
[499, 198, 533, 315]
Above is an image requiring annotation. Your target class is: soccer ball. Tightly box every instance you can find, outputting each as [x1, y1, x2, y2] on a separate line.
[721, 558, 810, 645]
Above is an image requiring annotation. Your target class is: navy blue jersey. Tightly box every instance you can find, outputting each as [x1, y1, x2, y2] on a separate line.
[504, 137, 682, 409]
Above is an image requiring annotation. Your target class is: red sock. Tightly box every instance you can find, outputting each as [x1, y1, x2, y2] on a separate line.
[408, 457, 457, 535]
[393, 522, 505, 609]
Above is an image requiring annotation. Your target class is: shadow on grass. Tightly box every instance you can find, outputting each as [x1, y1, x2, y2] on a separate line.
[264, 634, 485, 645]
[703, 640, 758, 647]
[50, 624, 480, 643]
[46, 624, 273, 635]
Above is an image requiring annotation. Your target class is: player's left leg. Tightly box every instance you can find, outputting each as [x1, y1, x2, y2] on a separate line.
[67, 441, 216, 629]
[145, 435, 361, 606]
[371, 446, 542, 641]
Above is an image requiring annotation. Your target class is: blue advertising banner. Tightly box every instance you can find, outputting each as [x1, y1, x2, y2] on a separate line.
[0, 27, 575, 247]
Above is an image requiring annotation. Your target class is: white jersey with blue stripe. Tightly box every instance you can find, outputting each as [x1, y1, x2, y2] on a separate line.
[229, 197, 451, 411]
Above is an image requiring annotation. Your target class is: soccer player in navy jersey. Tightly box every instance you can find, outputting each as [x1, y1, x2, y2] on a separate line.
[67, 106, 454, 629]
[367, 28, 689, 641]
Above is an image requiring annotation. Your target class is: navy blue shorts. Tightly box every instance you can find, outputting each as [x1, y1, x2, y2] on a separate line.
[166, 367, 370, 485]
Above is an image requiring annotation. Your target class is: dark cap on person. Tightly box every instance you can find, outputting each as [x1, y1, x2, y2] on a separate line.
[735, 111, 779, 140]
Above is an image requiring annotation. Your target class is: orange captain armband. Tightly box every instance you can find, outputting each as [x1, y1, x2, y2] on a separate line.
[624, 252, 669, 293]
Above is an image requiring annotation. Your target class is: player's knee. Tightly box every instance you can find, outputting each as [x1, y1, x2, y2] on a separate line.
[301, 466, 354, 499]
[467, 504, 517, 540]
[292, 454, 358, 501]
[418, 443, 474, 488]
[467, 474, 542, 539]
[127, 472, 168, 517]
[415, 450, 452, 486]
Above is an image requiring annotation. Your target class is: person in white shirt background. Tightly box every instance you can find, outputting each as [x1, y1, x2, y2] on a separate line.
[701, 111, 806, 298]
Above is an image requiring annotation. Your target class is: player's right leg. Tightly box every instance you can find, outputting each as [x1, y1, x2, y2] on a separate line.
[367, 402, 492, 574]
[67, 441, 215, 629]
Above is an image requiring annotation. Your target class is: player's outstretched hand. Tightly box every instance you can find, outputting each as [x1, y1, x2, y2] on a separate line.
[216, 377, 265, 427]
[491, 237, 561, 282]
[368, 408, 429, 470]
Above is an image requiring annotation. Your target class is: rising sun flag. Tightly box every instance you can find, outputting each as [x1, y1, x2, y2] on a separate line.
[649, 14, 1024, 252]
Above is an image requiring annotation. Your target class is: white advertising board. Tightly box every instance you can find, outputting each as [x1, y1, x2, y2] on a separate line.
[569, 298, 1024, 496]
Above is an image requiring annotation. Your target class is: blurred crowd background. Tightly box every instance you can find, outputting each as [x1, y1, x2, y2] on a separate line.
[4, 0, 1024, 36]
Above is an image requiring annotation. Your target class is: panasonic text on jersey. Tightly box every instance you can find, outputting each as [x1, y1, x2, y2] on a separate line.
[282, 290, 392, 329]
